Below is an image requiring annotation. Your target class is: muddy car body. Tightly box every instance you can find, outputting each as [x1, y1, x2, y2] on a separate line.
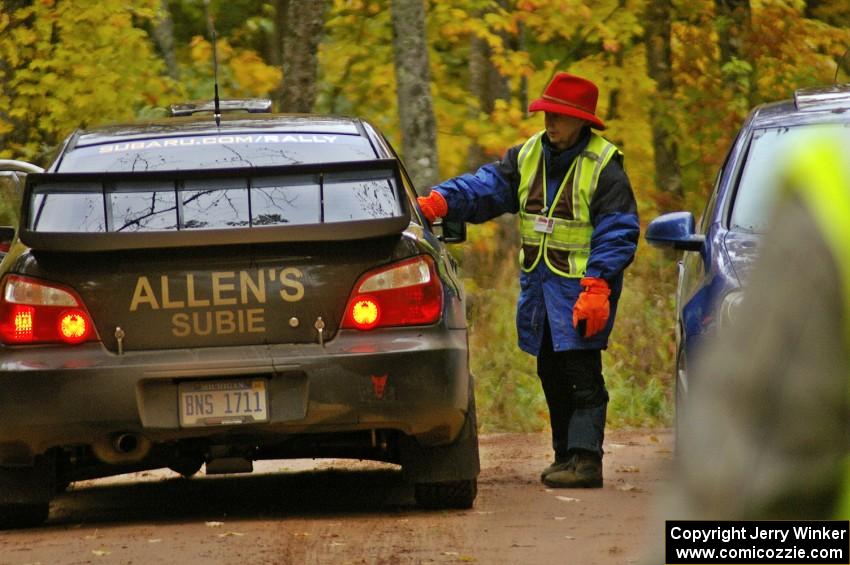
[0, 108, 479, 526]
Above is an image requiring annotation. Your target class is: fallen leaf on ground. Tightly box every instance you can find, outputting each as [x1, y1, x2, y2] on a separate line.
[92, 549, 111, 557]
[442, 551, 459, 556]
[556, 496, 580, 502]
[216, 532, 245, 538]
[616, 483, 638, 492]
[617, 465, 640, 473]
[148, 539, 162, 543]
[293, 532, 311, 538]
[554, 516, 567, 521]
[565, 536, 576, 540]
[205, 521, 224, 527]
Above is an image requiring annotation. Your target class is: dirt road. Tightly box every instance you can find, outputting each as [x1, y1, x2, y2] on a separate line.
[0, 429, 672, 565]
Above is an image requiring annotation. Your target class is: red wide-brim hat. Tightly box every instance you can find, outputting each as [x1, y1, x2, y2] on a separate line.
[528, 72, 606, 130]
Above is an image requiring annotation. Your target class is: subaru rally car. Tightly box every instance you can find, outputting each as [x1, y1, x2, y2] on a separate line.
[645, 84, 850, 435]
[0, 100, 479, 527]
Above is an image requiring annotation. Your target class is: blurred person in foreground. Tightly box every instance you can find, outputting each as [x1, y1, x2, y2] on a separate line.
[656, 129, 850, 537]
[416, 72, 639, 488]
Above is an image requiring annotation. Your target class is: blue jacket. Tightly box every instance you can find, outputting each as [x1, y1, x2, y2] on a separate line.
[432, 130, 639, 355]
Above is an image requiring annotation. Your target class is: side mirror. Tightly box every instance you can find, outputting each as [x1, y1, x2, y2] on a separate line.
[645, 211, 705, 251]
[435, 219, 466, 244]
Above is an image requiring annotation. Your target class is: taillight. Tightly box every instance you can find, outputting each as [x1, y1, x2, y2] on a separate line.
[0, 275, 97, 345]
[342, 256, 443, 330]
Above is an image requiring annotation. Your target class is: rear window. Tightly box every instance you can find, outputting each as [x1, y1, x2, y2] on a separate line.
[730, 123, 850, 233]
[60, 133, 376, 172]
[29, 169, 402, 232]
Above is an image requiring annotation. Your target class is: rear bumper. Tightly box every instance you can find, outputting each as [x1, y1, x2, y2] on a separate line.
[0, 326, 469, 465]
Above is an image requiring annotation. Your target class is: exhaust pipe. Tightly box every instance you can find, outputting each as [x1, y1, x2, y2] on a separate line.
[92, 432, 152, 465]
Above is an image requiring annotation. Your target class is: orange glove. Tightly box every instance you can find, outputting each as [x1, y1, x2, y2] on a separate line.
[417, 190, 448, 224]
[572, 277, 611, 338]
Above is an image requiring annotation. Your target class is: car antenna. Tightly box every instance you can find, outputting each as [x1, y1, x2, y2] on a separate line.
[203, 0, 221, 127]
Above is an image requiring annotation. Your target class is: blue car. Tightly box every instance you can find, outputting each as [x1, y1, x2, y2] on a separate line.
[646, 84, 850, 427]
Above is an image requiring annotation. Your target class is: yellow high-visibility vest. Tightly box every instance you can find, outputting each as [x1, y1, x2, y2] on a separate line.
[516, 130, 620, 277]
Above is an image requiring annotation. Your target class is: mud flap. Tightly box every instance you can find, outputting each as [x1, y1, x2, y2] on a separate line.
[400, 382, 480, 483]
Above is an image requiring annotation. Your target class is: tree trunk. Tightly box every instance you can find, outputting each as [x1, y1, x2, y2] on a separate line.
[391, 0, 439, 191]
[605, 0, 627, 124]
[274, 0, 327, 113]
[467, 29, 510, 170]
[517, 21, 528, 113]
[644, 0, 684, 209]
[716, 0, 751, 67]
[715, 0, 753, 105]
[153, 0, 180, 81]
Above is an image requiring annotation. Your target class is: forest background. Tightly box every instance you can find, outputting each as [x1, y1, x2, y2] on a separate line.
[1, 0, 848, 432]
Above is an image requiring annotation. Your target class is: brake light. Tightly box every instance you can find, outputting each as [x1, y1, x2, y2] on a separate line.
[13, 305, 34, 341]
[342, 256, 443, 330]
[0, 275, 97, 345]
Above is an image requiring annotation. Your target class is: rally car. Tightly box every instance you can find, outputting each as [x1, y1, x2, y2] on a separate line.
[0, 100, 479, 527]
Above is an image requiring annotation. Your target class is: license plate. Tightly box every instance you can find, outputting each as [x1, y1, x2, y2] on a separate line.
[178, 379, 269, 427]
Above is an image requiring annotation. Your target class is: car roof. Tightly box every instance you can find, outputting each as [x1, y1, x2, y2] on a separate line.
[71, 113, 365, 148]
[749, 84, 850, 129]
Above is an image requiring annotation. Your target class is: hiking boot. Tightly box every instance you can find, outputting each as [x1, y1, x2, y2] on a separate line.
[540, 457, 573, 482]
[542, 450, 602, 488]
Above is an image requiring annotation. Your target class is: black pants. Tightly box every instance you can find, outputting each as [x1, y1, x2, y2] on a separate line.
[537, 320, 609, 460]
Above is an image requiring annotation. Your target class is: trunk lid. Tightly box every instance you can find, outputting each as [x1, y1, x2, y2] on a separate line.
[22, 238, 405, 351]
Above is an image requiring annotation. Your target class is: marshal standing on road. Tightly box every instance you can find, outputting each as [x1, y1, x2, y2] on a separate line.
[418, 72, 639, 488]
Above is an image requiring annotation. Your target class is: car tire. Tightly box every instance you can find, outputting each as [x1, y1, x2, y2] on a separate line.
[0, 503, 49, 529]
[411, 380, 479, 509]
[414, 479, 477, 509]
[0, 456, 53, 529]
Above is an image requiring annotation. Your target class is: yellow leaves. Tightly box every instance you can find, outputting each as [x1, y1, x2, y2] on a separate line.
[186, 35, 280, 99]
[603, 39, 621, 53]
[189, 35, 213, 65]
[230, 51, 282, 97]
[0, 0, 178, 162]
[11, 27, 38, 47]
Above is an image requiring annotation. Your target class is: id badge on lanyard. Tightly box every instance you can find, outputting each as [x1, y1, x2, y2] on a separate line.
[533, 215, 554, 234]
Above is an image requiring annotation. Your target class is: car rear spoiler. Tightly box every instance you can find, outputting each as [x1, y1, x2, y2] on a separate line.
[19, 159, 411, 252]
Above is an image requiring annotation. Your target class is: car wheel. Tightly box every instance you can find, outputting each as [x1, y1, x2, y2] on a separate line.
[0, 457, 53, 529]
[412, 380, 479, 509]
[0, 503, 49, 529]
[414, 479, 477, 509]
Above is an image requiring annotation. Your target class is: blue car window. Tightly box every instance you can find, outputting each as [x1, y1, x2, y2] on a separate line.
[730, 124, 849, 233]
